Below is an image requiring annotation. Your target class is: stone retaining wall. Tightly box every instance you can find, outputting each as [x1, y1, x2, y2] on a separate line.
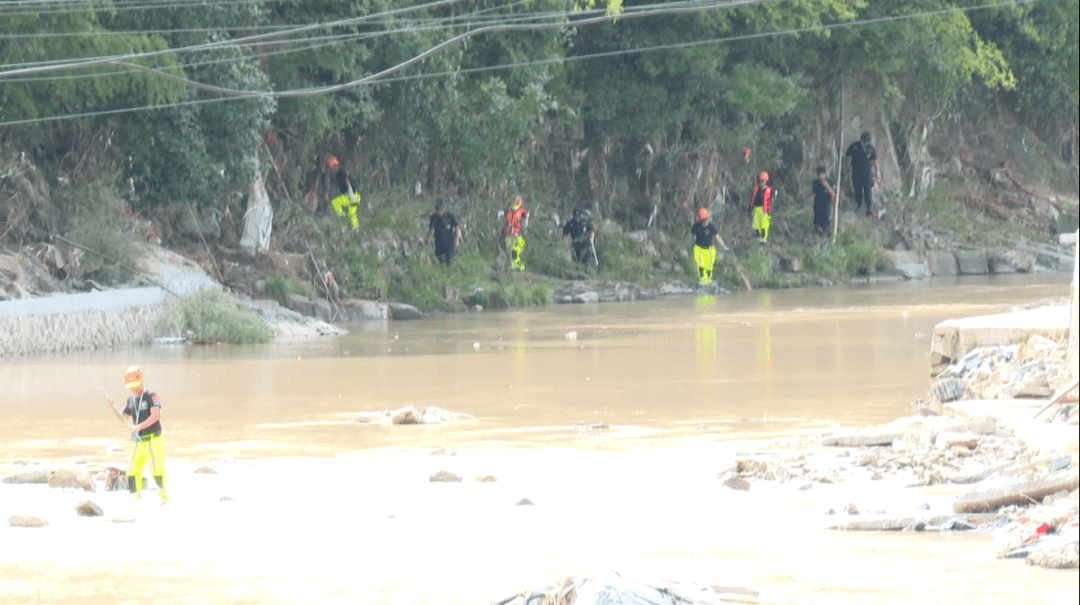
[0, 287, 168, 358]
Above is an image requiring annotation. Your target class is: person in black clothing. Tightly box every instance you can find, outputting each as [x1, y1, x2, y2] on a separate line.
[811, 166, 836, 235]
[562, 207, 595, 264]
[425, 199, 459, 265]
[844, 131, 880, 216]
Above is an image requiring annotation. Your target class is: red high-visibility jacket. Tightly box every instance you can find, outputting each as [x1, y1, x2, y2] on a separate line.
[505, 205, 525, 236]
[750, 185, 773, 214]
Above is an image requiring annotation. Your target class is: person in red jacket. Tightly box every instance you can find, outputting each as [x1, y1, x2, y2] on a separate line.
[748, 170, 773, 244]
[504, 195, 526, 271]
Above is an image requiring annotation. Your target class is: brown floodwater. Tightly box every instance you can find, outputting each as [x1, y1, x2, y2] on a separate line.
[1, 274, 1077, 604]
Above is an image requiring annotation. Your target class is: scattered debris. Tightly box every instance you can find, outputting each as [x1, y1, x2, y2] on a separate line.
[429, 470, 462, 483]
[75, 500, 104, 517]
[9, 515, 48, 528]
[495, 571, 752, 605]
[357, 405, 475, 425]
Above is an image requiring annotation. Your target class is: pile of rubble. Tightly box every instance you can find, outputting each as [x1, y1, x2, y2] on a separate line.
[720, 412, 1079, 569]
[927, 334, 1078, 422]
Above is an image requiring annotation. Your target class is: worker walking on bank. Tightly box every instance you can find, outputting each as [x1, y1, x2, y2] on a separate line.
[326, 155, 360, 232]
[425, 198, 460, 266]
[748, 170, 774, 245]
[562, 207, 595, 265]
[504, 195, 527, 271]
[107, 366, 167, 503]
[844, 131, 879, 217]
[811, 166, 836, 236]
[691, 207, 729, 287]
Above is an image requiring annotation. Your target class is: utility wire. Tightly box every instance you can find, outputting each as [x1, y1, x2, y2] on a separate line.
[0, 0, 1046, 127]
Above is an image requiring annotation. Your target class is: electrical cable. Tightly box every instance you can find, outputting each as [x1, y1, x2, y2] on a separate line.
[0, 0, 1047, 127]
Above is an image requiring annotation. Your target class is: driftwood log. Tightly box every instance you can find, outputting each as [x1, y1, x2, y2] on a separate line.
[952, 471, 1080, 513]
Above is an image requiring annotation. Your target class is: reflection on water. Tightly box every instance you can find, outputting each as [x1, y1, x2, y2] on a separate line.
[0, 274, 1073, 461]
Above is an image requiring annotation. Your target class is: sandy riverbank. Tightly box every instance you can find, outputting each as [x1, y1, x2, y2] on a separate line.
[2, 402, 1077, 605]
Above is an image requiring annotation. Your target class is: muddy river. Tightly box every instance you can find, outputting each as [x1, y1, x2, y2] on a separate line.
[1, 274, 1076, 604]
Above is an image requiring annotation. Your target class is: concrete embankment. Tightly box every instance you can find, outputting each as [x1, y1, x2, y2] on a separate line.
[0, 245, 219, 358]
[0, 288, 172, 358]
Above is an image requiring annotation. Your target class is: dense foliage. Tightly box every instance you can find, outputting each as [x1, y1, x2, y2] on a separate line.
[1, 0, 1076, 303]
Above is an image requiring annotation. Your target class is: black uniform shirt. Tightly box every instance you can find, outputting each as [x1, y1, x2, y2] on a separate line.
[845, 141, 877, 178]
[813, 178, 835, 208]
[691, 222, 718, 248]
[429, 212, 458, 250]
[123, 391, 162, 437]
[562, 218, 592, 243]
[335, 169, 352, 194]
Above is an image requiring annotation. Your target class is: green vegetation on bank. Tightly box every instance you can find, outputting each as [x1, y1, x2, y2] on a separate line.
[160, 289, 273, 345]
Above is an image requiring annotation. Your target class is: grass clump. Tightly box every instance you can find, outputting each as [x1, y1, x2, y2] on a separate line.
[165, 289, 273, 345]
[265, 272, 315, 305]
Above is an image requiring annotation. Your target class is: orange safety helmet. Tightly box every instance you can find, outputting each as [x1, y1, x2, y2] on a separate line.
[124, 366, 143, 390]
[325, 155, 339, 171]
[696, 207, 709, 221]
[758, 170, 769, 182]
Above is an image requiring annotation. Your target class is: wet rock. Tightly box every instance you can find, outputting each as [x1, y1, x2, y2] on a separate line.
[798, 483, 813, 491]
[515, 498, 534, 506]
[75, 500, 104, 517]
[48, 469, 96, 492]
[571, 291, 599, 304]
[388, 302, 422, 320]
[871, 472, 884, 481]
[9, 515, 48, 527]
[722, 477, 751, 491]
[955, 250, 989, 275]
[2, 470, 48, 484]
[927, 251, 959, 276]
[930, 379, 966, 403]
[429, 471, 462, 483]
[845, 503, 860, 515]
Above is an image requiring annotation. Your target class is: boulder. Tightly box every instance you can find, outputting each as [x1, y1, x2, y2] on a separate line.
[572, 291, 599, 304]
[342, 299, 387, 321]
[48, 469, 96, 492]
[927, 251, 959, 276]
[388, 303, 422, 320]
[722, 477, 750, 491]
[429, 470, 462, 483]
[955, 250, 989, 275]
[75, 500, 104, 517]
[883, 250, 929, 279]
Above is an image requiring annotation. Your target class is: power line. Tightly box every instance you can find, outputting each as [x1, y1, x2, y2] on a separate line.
[0, 0, 1048, 127]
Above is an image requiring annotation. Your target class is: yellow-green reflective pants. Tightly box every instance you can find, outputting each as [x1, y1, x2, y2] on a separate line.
[752, 207, 770, 242]
[331, 193, 361, 231]
[506, 235, 526, 271]
[128, 432, 166, 501]
[693, 245, 717, 286]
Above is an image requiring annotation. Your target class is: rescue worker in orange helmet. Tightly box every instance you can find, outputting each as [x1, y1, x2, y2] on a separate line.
[326, 155, 361, 232]
[691, 206, 729, 287]
[107, 366, 167, 502]
[504, 195, 527, 271]
[748, 170, 774, 245]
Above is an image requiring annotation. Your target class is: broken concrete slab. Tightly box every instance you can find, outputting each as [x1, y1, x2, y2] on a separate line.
[952, 470, 1079, 513]
[930, 305, 1070, 366]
